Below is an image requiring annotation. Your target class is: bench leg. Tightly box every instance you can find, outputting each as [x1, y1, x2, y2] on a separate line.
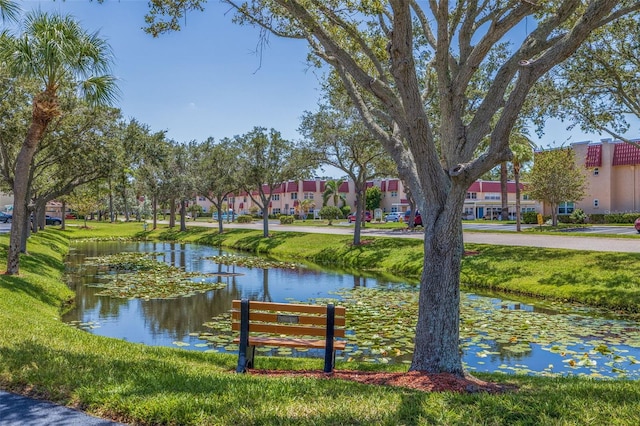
[236, 344, 256, 373]
[236, 299, 251, 373]
[322, 350, 337, 374]
[247, 345, 255, 369]
[324, 304, 336, 373]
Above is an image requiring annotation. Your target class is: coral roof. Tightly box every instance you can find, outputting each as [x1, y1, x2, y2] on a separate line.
[302, 180, 317, 192]
[585, 144, 602, 168]
[612, 142, 640, 166]
[466, 181, 523, 193]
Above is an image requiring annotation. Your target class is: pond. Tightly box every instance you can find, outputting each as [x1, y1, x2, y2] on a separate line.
[63, 240, 640, 379]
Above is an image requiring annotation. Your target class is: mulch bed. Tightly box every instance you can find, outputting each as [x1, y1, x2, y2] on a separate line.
[248, 369, 513, 393]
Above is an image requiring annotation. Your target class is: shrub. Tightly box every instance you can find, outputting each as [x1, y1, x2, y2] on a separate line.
[522, 211, 538, 224]
[605, 213, 640, 224]
[279, 215, 294, 224]
[569, 209, 587, 224]
[589, 214, 606, 224]
[319, 206, 343, 225]
[236, 215, 253, 223]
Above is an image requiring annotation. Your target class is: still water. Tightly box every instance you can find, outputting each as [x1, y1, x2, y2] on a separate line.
[63, 241, 640, 378]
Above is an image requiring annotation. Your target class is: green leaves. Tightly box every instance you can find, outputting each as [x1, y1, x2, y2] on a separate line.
[199, 286, 640, 378]
[84, 252, 229, 299]
[203, 254, 300, 270]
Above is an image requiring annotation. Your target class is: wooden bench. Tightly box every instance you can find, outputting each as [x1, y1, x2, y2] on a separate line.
[232, 299, 346, 373]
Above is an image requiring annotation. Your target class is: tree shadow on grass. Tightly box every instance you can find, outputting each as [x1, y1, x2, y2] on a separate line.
[0, 274, 62, 307]
[0, 340, 424, 425]
[155, 226, 211, 241]
[233, 231, 312, 251]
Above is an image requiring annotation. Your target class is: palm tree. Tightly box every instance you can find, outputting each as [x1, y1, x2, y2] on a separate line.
[298, 198, 315, 220]
[322, 179, 346, 208]
[510, 135, 536, 232]
[0, 11, 117, 274]
[499, 125, 531, 222]
[0, 0, 19, 23]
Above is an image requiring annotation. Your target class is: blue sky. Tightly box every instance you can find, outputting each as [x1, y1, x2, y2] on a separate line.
[22, 0, 322, 144]
[18, 1, 639, 165]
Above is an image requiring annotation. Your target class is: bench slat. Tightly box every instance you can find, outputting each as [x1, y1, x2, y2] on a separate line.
[231, 311, 346, 327]
[232, 300, 345, 316]
[233, 337, 347, 350]
[232, 322, 346, 338]
[233, 299, 347, 373]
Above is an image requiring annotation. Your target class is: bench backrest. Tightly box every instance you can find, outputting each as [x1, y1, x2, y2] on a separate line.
[231, 300, 346, 338]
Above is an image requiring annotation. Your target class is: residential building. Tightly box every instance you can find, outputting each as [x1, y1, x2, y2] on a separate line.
[201, 178, 539, 220]
[570, 139, 640, 215]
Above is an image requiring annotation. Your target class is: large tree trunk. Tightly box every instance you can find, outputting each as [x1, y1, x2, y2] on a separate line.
[152, 194, 158, 230]
[109, 178, 115, 223]
[217, 205, 224, 233]
[262, 204, 269, 238]
[61, 200, 66, 230]
[514, 165, 522, 232]
[410, 192, 465, 375]
[7, 108, 50, 274]
[180, 199, 187, 232]
[169, 200, 176, 228]
[352, 184, 364, 245]
[500, 162, 509, 221]
[121, 177, 130, 222]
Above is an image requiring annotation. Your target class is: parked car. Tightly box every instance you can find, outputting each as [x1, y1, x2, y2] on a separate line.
[45, 215, 63, 225]
[404, 210, 422, 227]
[384, 212, 401, 222]
[0, 212, 11, 223]
[347, 211, 372, 223]
[635, 217, 640, 234]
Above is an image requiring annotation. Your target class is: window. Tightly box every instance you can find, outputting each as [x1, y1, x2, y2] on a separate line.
[198, 196, 205, 201]
[558, 202, 575, 214]
[593, 168, 599, 176]
[289, 208, 295, 215]
[272, 208, 281, 215]
[466, 192, 477, 199]
[304, 192, 314, 200]
[522, 194, 529, 200]
[291, 193, 298, 200]
[391, 207, 398, 213]
[391, 191, 398, 197]
[594, 199, 599, 208]
[484, 193, 500, 200]
[272, 194, 280, 201]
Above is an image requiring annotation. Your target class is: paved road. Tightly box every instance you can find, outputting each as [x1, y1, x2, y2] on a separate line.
[213, 221, 640, 253]
[0, 391, 124, 425]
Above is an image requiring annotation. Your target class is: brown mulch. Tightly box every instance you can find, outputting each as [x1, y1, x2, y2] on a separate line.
[248, 369, 513, 394]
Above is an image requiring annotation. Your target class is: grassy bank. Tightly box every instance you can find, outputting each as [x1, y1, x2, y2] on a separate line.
[135, 221, 640, 312]
[1, 222, 640, 424]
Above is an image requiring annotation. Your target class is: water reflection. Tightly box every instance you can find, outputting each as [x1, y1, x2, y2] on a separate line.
[64, 241, 640, 378]
[63, 241, 393, 349]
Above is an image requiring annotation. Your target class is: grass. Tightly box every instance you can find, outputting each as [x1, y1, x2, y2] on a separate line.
[1, 222, 640, 424]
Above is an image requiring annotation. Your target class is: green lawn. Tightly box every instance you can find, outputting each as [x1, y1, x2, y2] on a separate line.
[1, 222, 640, 425]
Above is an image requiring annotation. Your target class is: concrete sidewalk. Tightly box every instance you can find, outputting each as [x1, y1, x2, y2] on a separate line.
[217, 221, 640, 253]
[0, 391, 125, 426]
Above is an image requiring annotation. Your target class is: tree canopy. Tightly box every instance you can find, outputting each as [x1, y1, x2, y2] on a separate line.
[145, 0, 640, 375]
[527, 147, 587, 226]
